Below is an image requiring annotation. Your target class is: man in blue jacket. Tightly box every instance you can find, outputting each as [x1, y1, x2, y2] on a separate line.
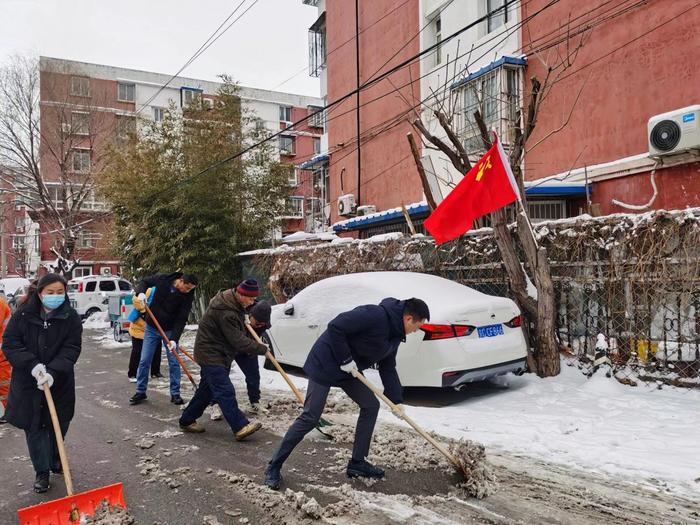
[264, 297, 430, 490]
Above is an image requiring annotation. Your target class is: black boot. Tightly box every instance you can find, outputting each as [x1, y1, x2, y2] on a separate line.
[129, 392, 147, 405]
[264, 462, 282, 490]
[34, 471, 50, 493]
[347, 459, 385, 479]
[0, 415, 7, 424]
[170, 395, 184, 405]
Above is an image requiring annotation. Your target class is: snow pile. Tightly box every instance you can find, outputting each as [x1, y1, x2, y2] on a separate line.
[82, 501, 134, 525]
[83, 311, 111, 329]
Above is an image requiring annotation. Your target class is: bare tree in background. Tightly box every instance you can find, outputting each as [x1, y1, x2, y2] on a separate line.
[0, 56, 113, 277]
[410, 25, 589, 377]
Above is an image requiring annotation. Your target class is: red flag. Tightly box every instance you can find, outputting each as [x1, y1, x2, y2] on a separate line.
[424, 134, 520, 244]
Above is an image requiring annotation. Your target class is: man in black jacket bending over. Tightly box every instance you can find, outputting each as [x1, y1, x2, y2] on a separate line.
[129, 272, 197, 406]
[264, 297, 430, 490]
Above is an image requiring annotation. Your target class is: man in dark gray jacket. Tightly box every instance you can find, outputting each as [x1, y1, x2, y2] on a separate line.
[178, 279, 267, 441]
[264, 297, 430, 489]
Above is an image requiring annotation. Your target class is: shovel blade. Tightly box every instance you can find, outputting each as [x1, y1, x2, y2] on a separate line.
[17, 483, 125, 525]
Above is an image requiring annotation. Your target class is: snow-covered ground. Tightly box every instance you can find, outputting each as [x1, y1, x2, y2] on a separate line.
[94, 324, 700, 500]
[240, 356, 700, 498]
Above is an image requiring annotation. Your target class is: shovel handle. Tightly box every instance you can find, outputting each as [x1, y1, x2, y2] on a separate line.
[144, 305, 198, 389]
[349, 369, 462, 470]
[245, 323, 305, 406]
[43, 382, 75, 497]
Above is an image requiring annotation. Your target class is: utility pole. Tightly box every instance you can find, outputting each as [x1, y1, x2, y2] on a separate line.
[0, 212, 6, 279]
[355, 0, 362, 207]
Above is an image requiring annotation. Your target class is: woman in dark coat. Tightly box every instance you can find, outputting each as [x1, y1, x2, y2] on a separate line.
[3, 273, 82, 493]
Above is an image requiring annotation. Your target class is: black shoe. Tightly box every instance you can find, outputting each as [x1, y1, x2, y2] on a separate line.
[34, 471, 50, 493]
[0, 415, 7, 424]
[129, 393, 147, 405]
[264, 463, 282, 490]
[347, 459, 385, 479]
[151, 372, 164, 378]
[170, 395, 184, 405]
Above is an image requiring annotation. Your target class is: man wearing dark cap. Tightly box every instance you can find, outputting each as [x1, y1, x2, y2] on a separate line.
[129, 272, 198, 406]
[178, 278, 268, 441]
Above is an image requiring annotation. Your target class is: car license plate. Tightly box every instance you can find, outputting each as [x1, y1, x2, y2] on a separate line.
[478, 324, 504, 338]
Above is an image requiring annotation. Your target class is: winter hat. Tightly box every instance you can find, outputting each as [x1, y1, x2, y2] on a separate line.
[236, 278, 260, 297]
[249, 300, 271, 327]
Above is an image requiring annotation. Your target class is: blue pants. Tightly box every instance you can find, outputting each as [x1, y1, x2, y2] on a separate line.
[136, 324, 181, 396]
[234, 353, 260, 404]
[180, 365, 249, 433]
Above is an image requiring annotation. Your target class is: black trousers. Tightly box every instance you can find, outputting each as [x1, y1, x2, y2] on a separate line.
[25, 419, 70, 474]
[269, 377, 379, 467]
[127, 337, 161, 377]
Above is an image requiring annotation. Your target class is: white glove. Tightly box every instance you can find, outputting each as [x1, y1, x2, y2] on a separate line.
[31, 363, 47, 380]
[137, 293, 147, 303]
[340, 360, 358, 374]
[168, 340, 177, 352]
[36, 371, 54, 390]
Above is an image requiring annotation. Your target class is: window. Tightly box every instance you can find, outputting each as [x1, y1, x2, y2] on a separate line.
[313, 137, 321, 155]
[288, 196, 304, 218]
[528, 200, 566, 222]
[118, 280, 132, 291]
[279, 135, 295, 155]
[306, 197, 322, 215]
[153, 107, 165, 122]
[71, 112, 90, 135]
[78, 230, 100, 248]
[117, 82, 135, 102]
[70, 76, 90, 97]
[454, 65, 521, 154]
[181, 88, 202, 107]
[47, 186, 64, 210]
[288, 168, 299, 186]
[308, 105, 325, 128]
[279, 106, 293, 124]
[80, 190, 107, 211]
[15, 216, 24, 231]
[71, 149, 91, 172]
[99, 280, 116, 292]
[434, 17, 442, 66]
[308, 12, 327, 77]
[12, 236, 25, 251]
[73, 267, 91, 278]
[116, 115, 136, 140]
[85, 281, 97, 292]
[487, 0, 511, 33]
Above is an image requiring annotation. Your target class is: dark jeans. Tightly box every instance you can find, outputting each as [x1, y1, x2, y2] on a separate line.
[127, 337, 161, 377]
[180, 365, 249, 433]
[234, 353, 260, 404]
[269, 377, 379, 467]
[25, 419, 70, 474]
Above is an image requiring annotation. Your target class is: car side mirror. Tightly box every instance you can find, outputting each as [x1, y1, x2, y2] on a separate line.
[283, 303, 294, 316]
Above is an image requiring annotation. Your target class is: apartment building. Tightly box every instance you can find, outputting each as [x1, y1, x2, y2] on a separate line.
[4, 56, 324, 278]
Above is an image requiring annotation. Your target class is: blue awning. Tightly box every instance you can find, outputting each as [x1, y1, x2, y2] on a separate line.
[451, 56, 527, 91]
[297, 154, 329, 170]
[333, 203, 430, 232]
[524, 182, 588, 197]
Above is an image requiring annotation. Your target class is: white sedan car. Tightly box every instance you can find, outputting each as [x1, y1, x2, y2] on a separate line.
[266, 272, 527, 389]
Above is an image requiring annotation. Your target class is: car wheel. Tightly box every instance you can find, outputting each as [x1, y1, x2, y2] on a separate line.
[84, 307, 101, 320]
[113, 324, 122, 342]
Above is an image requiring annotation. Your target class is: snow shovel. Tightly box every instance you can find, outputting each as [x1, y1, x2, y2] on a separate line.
[17, 381, 126, 524]
[144, 304, 198, 389]
[349, 369, 471, 480]
[245, 323, 334, 438]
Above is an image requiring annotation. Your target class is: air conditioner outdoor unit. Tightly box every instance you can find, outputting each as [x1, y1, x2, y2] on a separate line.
[648, 105, 700, 157]
[337, 194, 356, 216]
[100, 267, 111, 276]
[356, 204, 377, 216]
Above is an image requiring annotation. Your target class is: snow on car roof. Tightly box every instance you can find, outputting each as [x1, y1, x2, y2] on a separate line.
[287, 272, 514, 323]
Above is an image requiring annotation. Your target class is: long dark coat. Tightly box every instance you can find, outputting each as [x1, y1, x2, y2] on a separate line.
[3, 297, 82, 431]
[303, 297, 406, 404]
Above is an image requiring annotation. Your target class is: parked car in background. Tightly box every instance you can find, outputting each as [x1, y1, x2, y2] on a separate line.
[7, 282, 34, 312]
[266, 272, 528, 389]
[0, 277, 30, 303]
[67, 275, 133, 319]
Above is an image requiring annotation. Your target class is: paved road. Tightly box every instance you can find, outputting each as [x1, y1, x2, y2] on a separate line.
[1, 329, 698, 525]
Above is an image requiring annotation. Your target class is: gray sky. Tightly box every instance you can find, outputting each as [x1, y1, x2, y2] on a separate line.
[0, 0, 320, 97]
